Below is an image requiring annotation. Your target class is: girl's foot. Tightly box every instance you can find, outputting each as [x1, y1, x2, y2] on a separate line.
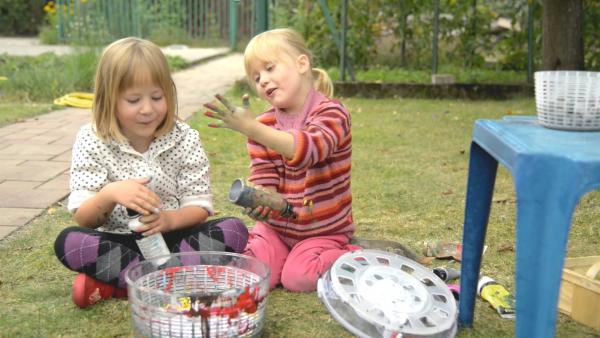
[71, 273, 126, 308]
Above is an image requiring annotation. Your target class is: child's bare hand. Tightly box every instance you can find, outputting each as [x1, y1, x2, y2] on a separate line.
[244, 205, 274, 221]
[204, 94, 254, 133]
[135, 211, 174, 236]
[102, 178, 161, 216]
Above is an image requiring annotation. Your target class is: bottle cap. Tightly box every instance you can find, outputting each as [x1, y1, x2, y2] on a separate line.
[432, 267, 448, 281]
[477, 276, 495, 295]
[126, 208, 140, 218]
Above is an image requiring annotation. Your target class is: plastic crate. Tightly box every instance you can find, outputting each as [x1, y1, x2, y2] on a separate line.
[558, 256, 600, 330]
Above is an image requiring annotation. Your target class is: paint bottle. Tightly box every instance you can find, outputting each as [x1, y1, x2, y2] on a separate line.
[433, 267, 461, 281]
[228, 178, 297, 218]
[127, 208, 170, 265]
[477, 276, 516, 319]
[423, 241, 463, 261]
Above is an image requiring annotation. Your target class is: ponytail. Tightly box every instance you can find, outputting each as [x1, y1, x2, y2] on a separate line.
[312, 68, 334, 98]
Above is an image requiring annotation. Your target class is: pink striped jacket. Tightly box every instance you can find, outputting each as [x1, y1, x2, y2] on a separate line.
[247, 89, 354, 246]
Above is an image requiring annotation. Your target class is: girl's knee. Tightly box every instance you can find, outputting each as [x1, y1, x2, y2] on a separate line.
[54, 226, 81, 261]
[228, 217, 249, 237]
[280, 266, 319, 292]
[217, 217, 249, 253]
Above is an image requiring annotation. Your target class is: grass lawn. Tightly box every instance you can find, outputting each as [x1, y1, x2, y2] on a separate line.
[1, 95, 599, 337]
[0, 102, 54, 128]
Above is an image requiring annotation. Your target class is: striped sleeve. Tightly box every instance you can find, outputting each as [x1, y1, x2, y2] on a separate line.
[247, 112, 280, 188]
[247, 139, 280, 188]
[285, 104, 351, 169]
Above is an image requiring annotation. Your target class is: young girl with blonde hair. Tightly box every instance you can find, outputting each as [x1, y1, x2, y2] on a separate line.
[205, 28, 360, 292]
[54, 37, 248, 308]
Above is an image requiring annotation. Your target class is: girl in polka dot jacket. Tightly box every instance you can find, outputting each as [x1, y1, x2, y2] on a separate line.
[204, 28, 361, 292]
[54, 37, 249, 308]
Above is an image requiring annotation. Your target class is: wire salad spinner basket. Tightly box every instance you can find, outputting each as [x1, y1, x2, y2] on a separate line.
[534, 71, 600, 130]
[125, 252, 271, 338]
[318, 250, 457, 338]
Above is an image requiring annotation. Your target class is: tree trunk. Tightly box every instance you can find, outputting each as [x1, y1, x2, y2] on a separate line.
[541, 0, 584, 70]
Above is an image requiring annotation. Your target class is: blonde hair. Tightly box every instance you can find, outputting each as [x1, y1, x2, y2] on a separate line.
[244, 28, 334, 97]
[93, 37, 177, 142]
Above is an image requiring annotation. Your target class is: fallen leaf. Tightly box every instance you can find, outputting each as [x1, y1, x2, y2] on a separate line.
[419, 257, 435, 265]
[497, 242, 514, 252]
[493, 197, 515, 204]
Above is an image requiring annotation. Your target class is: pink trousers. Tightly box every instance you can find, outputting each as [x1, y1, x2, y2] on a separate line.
[244, 222, 360, 292]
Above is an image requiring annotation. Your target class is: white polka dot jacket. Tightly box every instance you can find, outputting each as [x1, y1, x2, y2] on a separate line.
[68, 120, 214, 233]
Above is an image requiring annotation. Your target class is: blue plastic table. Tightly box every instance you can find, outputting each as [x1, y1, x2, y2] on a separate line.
[459, 116, 600, 338]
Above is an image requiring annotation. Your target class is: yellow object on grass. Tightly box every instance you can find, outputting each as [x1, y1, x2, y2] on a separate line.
[53, 92, 94, 109]
[0, 76, 7, 81]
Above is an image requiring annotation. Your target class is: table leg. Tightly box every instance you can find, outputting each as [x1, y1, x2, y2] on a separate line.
[513, 160, 578, 338]
[459, 142, 498, 327]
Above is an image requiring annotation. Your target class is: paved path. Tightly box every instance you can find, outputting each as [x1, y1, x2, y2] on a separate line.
[0, 37, 229, 63]
[0, 39, 245, 240]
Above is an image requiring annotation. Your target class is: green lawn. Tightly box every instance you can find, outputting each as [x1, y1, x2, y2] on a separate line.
[1, 96, 599, 337]
[0, 102, 54, 127]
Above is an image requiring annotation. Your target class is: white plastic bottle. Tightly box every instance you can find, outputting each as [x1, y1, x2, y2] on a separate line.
[126, 208, 170, 265]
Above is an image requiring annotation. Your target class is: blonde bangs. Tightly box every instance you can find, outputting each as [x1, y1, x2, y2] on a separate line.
[245, 32, 305, 75]
[93, 37, 177, 142]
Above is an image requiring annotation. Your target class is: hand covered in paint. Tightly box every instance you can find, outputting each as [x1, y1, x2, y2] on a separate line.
[244, 205, 275, 222]
[134, 210, 175, 236]
[101, 177, 161, 216]
[204, 94, 255, 134]
[242, 184, 278, 221]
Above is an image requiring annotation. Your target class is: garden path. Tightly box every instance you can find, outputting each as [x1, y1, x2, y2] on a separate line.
[0, 38, 245, 240]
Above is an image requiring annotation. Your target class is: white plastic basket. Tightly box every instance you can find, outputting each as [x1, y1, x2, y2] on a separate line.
[125, 252, 270, 338]
[534, 71, 600, 131]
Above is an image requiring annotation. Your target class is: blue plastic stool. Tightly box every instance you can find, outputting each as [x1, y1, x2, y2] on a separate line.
[459, 116, 600, 338]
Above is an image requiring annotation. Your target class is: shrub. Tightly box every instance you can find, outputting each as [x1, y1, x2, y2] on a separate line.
[0, 0, 46, 36]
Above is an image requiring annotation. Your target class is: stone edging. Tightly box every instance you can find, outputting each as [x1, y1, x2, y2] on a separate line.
[334, 82, 534, 100]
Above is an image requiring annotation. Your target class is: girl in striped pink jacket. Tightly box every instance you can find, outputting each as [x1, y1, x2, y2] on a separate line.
[205, 28, 360, 292]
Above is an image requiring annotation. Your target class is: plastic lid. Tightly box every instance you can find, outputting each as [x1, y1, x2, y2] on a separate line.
[318, 250, 457, 338]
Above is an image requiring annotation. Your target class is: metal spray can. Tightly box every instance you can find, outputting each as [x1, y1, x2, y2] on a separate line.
[228, 178, 297, 218]
[433, 267, 461, 281]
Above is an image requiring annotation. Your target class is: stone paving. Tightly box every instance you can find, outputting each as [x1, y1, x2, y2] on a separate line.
[0, 39, 245, 240]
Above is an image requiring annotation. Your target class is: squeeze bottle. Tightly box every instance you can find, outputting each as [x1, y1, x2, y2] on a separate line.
[127, 208, 170, 265]
[477, 276, 516, 320]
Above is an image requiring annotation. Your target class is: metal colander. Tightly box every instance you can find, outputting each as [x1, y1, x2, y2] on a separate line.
[125, 252, 270, 338]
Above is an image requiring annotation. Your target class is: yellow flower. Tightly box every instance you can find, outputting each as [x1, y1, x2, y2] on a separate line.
[43, 1, 56, 14]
